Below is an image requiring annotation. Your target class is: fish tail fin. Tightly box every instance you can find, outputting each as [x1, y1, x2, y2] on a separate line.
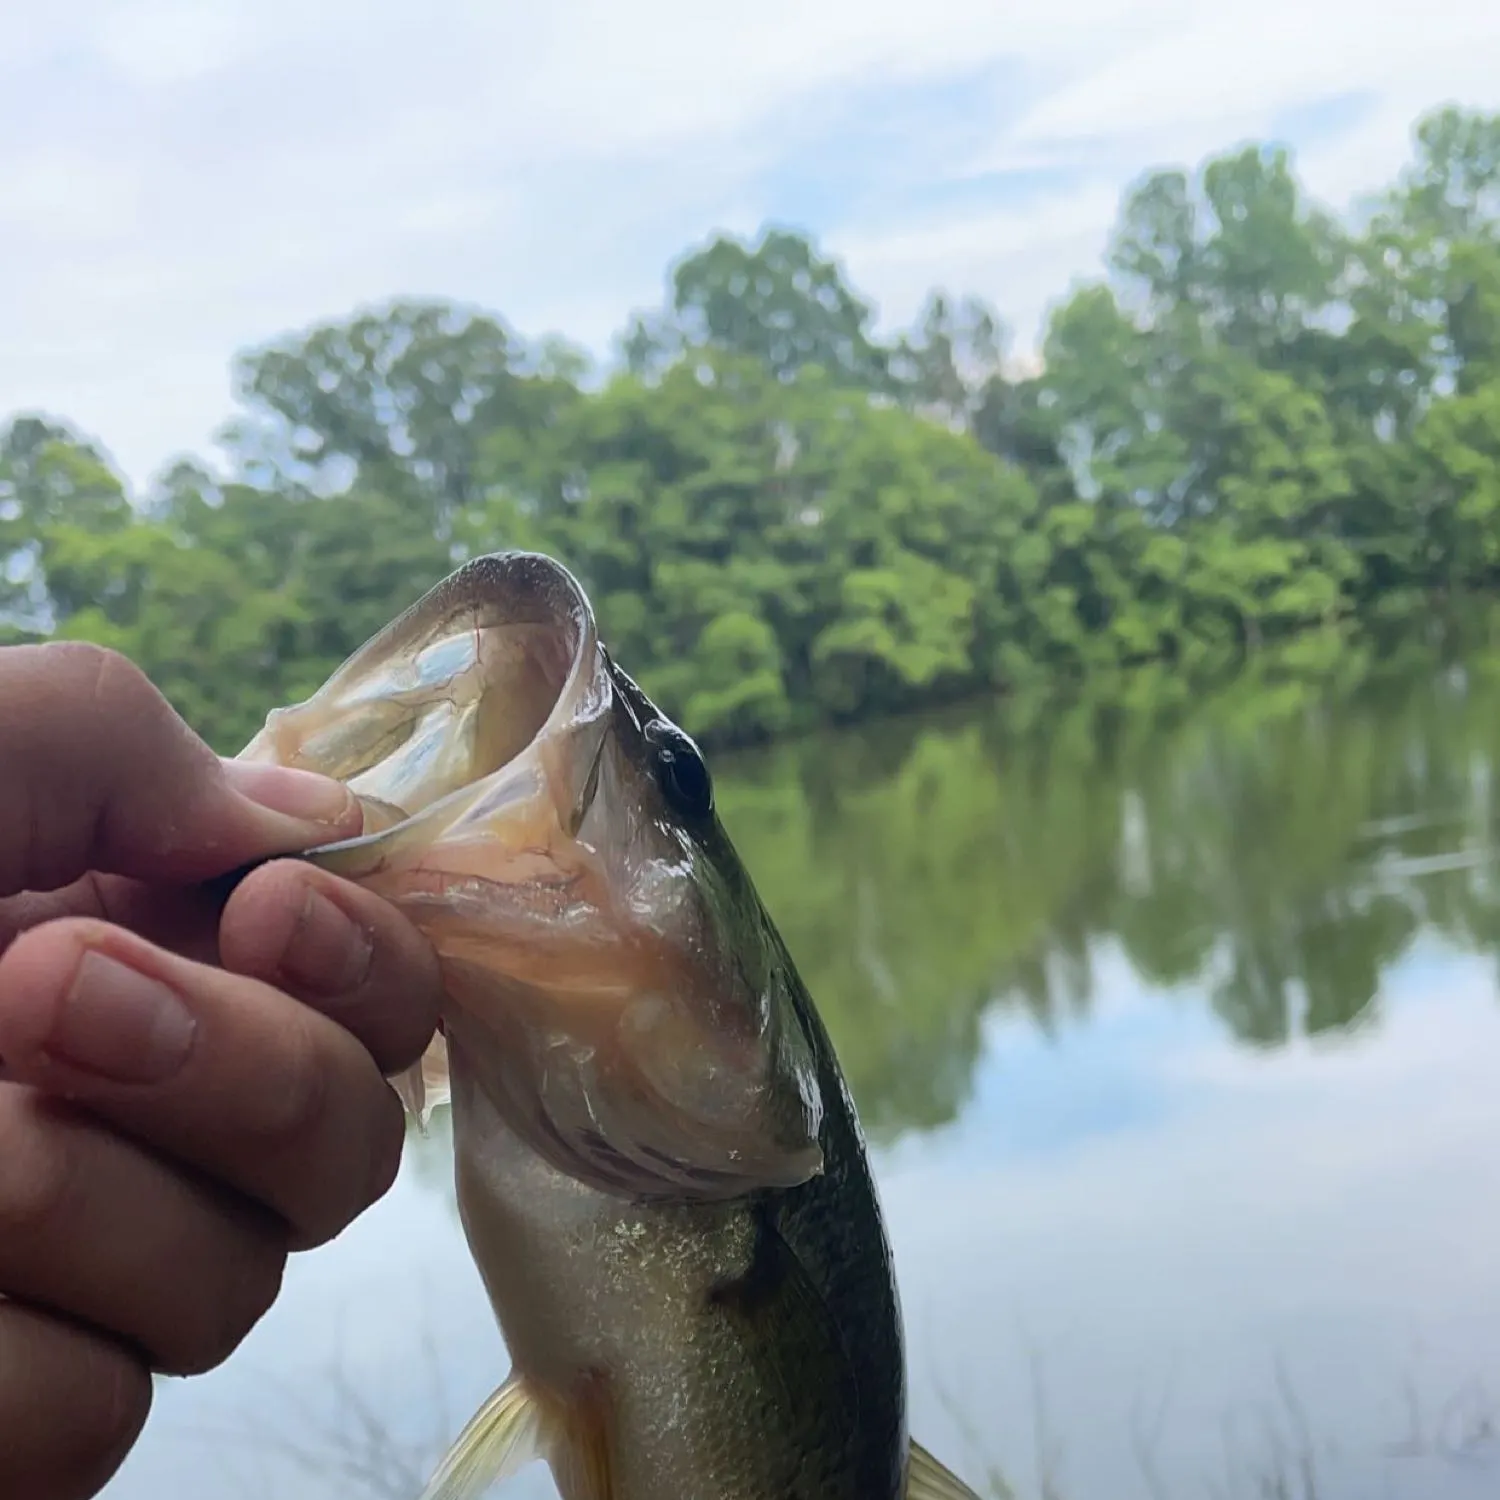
[417, 1371, 612, 1500]
[905, 1438, 985, 1500]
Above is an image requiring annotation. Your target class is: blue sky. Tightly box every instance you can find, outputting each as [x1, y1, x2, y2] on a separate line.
[3, 0, 1500, 491]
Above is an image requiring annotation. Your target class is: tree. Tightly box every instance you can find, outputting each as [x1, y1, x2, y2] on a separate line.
[224, 300, 582, 530]
[7, 104, 1500, 756]
[890, 291, 1006, 428]
[0, 415, 131, 627]
[631, 227, 894, 392]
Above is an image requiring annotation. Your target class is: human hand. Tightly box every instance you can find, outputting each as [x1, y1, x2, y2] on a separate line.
[0, 643, 444, 1500]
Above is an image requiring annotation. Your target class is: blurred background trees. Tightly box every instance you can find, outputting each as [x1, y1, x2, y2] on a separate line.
[5, 105, 1500, 753]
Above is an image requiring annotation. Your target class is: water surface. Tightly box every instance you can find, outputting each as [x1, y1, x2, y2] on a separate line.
[108, 652, 1500, 1499]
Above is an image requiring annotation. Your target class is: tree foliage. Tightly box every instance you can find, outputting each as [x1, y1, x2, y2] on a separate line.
[6, 106, 1500, 752]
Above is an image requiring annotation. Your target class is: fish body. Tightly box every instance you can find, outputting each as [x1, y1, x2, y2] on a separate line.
[443, 929, 904, 1500]
[239, 553, 979, 1500]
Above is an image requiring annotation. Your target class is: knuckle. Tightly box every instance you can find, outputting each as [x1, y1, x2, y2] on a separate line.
[0, 1090, 72, 1240]
[164, 1229, 287, 1376]
[390, 944, 445, 1053]
[0, 643, 194, 890]
[252, 1013, 331, 1150]
[33, 641, 159, 727]
[0, 1305, 153, 1499]
[203, 1241, 286, 1374]
[217, 862, 306, 977]
[78, 1340, 154, 1481]
[289, 1066, 403, 1251]
[364, 1087, 407, 1207]
[43, 639, 148, 697]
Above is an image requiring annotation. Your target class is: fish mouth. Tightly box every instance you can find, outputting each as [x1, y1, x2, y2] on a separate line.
[237, 550, 610, 878]
[233, 551, 826, 1203]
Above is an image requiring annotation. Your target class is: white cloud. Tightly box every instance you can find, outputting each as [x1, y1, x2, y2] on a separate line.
[2, 0, 1499, 489]
[829, 183, 1125, 358]
[92, 0, 263, 86]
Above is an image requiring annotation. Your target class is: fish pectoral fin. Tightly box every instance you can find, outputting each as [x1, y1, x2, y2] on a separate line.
[416, 1372, 555, 1500]
[549, 1394, 614, 1500]
[904, 1438, 985, 1500]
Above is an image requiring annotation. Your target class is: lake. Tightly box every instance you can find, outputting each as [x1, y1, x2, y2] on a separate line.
[106, 646, 1500, 1500]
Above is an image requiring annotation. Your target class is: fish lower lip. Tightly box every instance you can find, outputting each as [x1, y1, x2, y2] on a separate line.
[566, 721, 610, 836]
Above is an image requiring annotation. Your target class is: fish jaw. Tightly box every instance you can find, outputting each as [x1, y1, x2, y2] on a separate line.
[237, 551, 825, 1203]
[238, 553, 612, 846]
[295, 723, 827, 1203]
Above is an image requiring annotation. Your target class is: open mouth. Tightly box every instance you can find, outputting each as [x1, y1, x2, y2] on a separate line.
[236, 552, 827, 1201]
[238, 552, 607, 874]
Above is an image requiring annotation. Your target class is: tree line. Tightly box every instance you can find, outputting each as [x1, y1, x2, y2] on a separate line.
[4, 104, 1500, 752]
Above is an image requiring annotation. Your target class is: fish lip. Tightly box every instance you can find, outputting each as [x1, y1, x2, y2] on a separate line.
[564, 713, 611, 838]
[202, 553, 607, 905]
[420, 550, 610, 817]
[236, 550, 608, 872]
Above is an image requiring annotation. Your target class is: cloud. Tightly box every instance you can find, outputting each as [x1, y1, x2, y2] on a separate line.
[2, 0, 1499, 489]
[828, 182, 1125, 359]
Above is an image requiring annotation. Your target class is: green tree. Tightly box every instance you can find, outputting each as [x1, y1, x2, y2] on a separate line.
[7, 102, 1500, 761]
[225, 300, 583, 530]
[628, 227, 893, 391]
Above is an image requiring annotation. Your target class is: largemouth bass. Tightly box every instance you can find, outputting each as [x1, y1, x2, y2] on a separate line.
[237, 552, 980, 1500]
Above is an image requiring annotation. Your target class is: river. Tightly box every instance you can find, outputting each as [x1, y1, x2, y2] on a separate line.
[106, 647, 1500, 1499]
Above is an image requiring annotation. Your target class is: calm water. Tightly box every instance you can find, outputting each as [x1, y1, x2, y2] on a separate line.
[107, 651, 1500, 1500]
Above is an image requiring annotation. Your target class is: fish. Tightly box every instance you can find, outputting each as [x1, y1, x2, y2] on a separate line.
[235, 551, 982, 1500]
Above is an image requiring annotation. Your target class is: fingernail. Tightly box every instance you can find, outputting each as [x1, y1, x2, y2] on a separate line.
[279, 889, 374, 997]
[221, 759, 355, 827]
[48, 950, 197, 1084]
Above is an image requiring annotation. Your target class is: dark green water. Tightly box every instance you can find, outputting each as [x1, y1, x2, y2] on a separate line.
[110, 649, 1500, 1500]
[724, 648, 1500, 1137]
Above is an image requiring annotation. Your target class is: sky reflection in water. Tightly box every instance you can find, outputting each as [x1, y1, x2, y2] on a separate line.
[107, 655, 1500, 1500]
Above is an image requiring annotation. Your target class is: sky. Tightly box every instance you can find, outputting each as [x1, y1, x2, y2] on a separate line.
[4, 0, 1500, 492]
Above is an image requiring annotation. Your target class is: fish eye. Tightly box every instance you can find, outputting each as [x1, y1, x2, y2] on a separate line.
[645, 720, 714, 820]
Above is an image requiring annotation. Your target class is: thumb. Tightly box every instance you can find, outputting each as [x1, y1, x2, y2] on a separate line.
[0, 642, 361, 896]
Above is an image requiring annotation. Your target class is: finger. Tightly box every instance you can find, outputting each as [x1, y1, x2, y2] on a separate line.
[218, 859, 443, 1077]
[1, 870, 225, 966]
[0, 920, 406, 1250]
[0, 1299, 151, 1500]
[0, 641, 362, 898]
[0, 1086, 285, 1376]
